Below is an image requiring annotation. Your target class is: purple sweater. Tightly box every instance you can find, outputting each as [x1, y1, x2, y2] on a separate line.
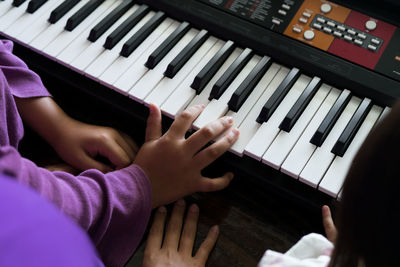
[0, 172, 103, 267]
[0, 40, 152, 267]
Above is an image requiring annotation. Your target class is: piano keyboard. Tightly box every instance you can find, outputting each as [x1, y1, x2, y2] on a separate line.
[0, 0, 397, 199]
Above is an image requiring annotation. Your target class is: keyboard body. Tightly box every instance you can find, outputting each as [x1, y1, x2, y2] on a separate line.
[1, 0, 400, 208]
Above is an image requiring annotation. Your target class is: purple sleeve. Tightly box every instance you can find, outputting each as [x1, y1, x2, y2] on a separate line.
[0, 172, 104, 267]
[0, 39, 50, 98]
[0, 145, 152, 267]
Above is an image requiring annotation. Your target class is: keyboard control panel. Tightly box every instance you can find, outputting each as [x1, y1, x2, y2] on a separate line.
[197, 0, 400, 83]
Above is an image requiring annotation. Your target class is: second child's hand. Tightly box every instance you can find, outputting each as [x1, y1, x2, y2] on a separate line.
[322, 205, 337, 243]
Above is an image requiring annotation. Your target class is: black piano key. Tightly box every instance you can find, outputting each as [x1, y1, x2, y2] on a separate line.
[27, 0, 47, 13]
[88, 0, 134, 42]
[164, 29, 209, 78]
[120, 11, 166, 57]
[331, 98, 372, 157]
[279, 76, 322, 132]
[104, 5, 149, 50]
[12, 0, 26, 7]
[310, 89, 352, 147]
[209, 48, 253, 100]
[228, 56, 272, 112]
[49, 0, 80, 24]
[65, 0, 105, 31]
[191, 40, 235, 94]
[145, 21, 191, 69]
[256, 68, 301, 123]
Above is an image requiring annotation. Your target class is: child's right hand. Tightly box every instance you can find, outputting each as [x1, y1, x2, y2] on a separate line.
[134, 104, 239, 208]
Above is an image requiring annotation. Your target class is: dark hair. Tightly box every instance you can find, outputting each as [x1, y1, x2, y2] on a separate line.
[329, 101, 400, 267]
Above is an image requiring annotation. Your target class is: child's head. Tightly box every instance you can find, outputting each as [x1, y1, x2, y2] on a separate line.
[330, 101, 400, 267]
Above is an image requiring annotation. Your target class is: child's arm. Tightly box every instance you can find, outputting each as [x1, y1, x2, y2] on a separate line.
[134, 104, 239, 208]
[0, 144, 151, 267]
[0, 39, 137, 172]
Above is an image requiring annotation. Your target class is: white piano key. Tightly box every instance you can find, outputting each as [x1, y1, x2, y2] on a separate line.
[192, 53, 261, 130]
[262, 84, 331, 169]
[69, 4, 141, 71]
[281, 88, 341, 178]
[244, 74, 311, 160]
[85, 10, 155, 79]
[29, 0, 89, 51]
[0, 0, 29, 31]
[0, 0, 13, 18]
[299, 96, 361, 188]
[56, 0, 124, 64]
[3, 0, 62, 38]
[230, 66, 288, 156]
[318, 105, 382, 197]
[161, 39, 225, 119]
[44, 0, 115, 57]
[101, 18, 177, 89]
[187, 47, 242, 110]
[128, 28, 199, 103]
[144, 36, 218, 107]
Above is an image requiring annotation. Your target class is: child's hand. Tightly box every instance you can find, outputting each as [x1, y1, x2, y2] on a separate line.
[142, 200, 219, 267]
[53, 120, 139, 173]
[134, 104, 239, 208]
[322, 205, 337, 243]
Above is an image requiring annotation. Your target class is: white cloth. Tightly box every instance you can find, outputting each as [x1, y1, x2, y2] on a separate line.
[258, 233, 334, 267]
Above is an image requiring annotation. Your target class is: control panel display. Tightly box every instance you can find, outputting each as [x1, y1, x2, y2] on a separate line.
[198, 0, 304, 32]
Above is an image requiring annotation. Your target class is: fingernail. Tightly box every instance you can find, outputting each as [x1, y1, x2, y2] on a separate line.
[177, 199, 185, 206]
[227, 173, 234, 181]
[149, 104, 155, 114]
[190, 204, 199, 213]
[158, 206, 167, 213]
[211, 225, 219, 233]
[195, 104, 205, 109]
[229, 128, 239, 138]
[223, 116, 233, 124]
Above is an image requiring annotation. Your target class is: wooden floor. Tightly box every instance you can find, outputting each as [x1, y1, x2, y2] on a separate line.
[19, 55, 335, 267]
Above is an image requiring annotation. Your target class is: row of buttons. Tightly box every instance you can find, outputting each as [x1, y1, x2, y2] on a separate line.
[310, 15, 383, 52]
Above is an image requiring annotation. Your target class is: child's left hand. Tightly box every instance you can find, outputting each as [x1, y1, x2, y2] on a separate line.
[15, 96, 138, 173]
[52, 119, 138, 173]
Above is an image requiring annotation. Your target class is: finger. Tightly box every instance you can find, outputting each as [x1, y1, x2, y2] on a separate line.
[197, 172, 234, 193]
[193, 128, 239, 169]
[186, 116, 233, 154]
[322, 205, 337, 243]
[167, 105, 204, 138]
[146, 104, 162, 142]
[164, 199, 186, 249]
[96, 138, 132, 169]
[194, 225, 219, 264]
[179, 204, 199, 254]
[112, 134, 135, 165]
[145, 206, 167, 252]
[120, 132, 139, 154]
[75, 151, 113, 173]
